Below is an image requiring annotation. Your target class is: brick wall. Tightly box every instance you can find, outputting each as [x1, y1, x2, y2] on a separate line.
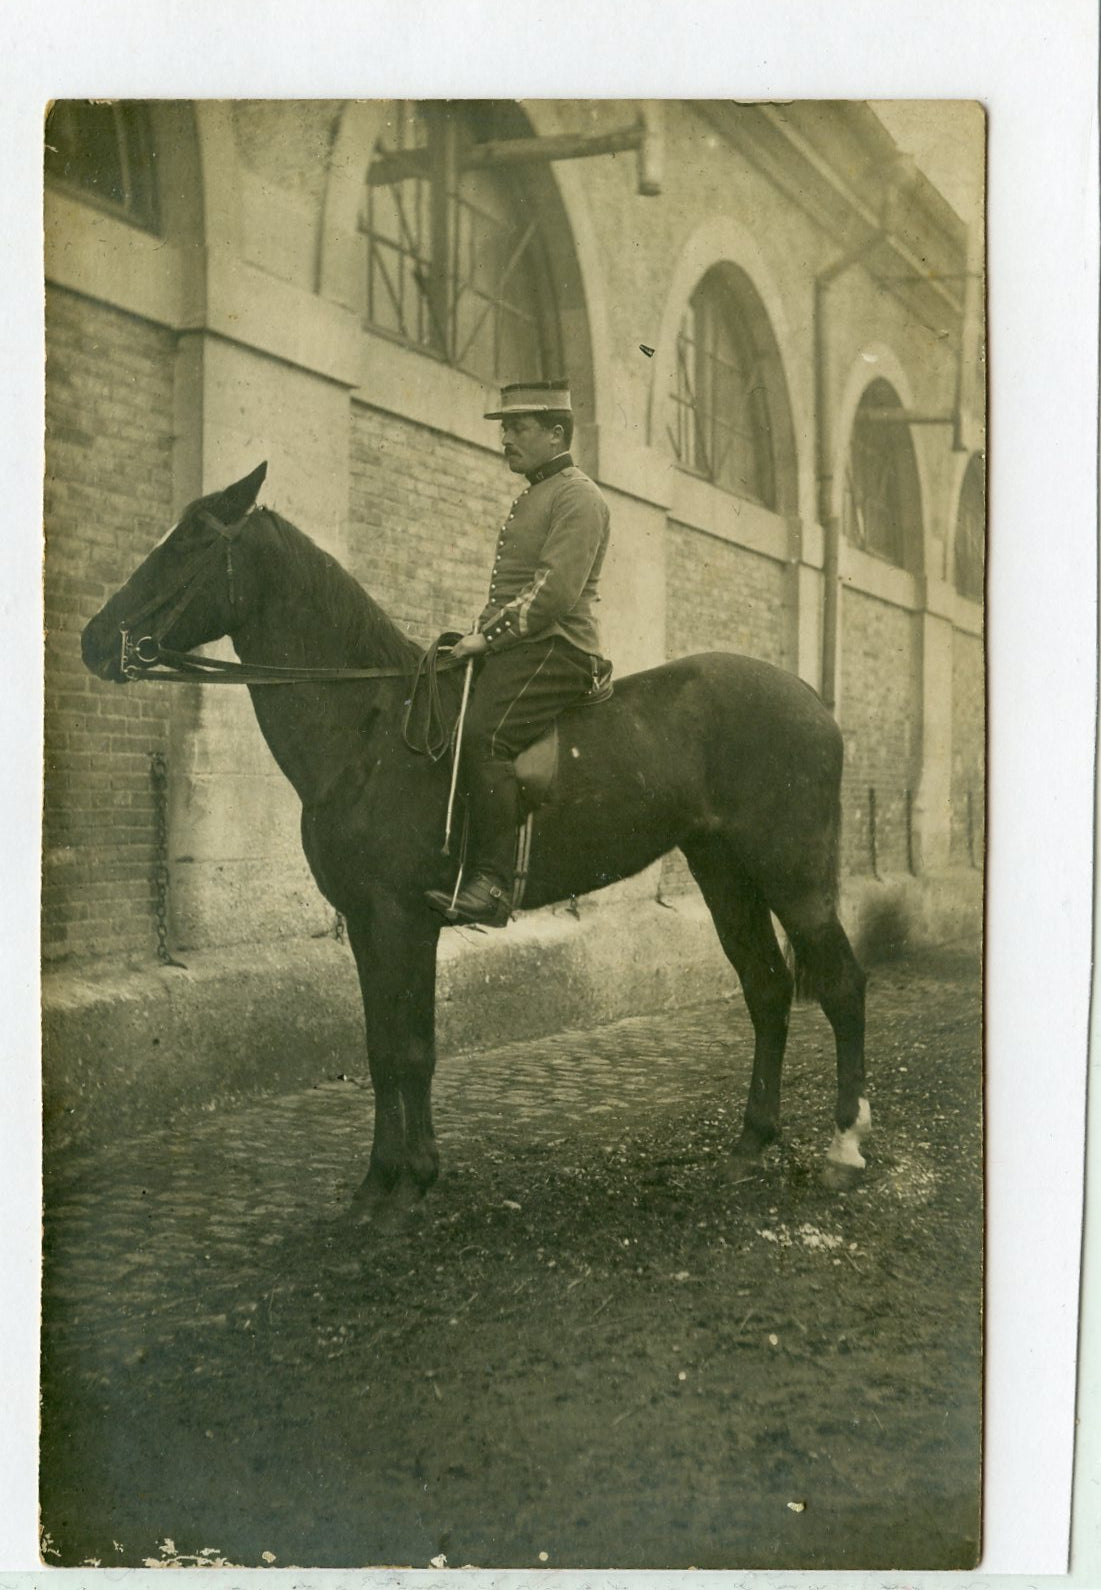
[950, 628, 985, 866]
[662, 521, 789, 893]
[43, 287, 177, 964]
[665, 522, 788, 667]
[839, 590, 922, 876]
[349, 403, 514, 643]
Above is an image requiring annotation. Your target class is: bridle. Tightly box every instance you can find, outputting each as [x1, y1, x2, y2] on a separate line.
[117, 506, 254, 681]
[116, 506, 462, 692]
[114, 502, 475, 851]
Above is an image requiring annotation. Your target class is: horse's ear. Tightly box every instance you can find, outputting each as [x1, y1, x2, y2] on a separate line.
[212, 461, 268, 526]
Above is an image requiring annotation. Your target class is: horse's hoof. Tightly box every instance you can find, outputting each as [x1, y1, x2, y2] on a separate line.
[820, 1159, 865, 1193]
[350, 1177, 426, 1233]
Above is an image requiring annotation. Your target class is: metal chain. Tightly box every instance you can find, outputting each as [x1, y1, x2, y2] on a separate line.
[149, 750, 185, 969]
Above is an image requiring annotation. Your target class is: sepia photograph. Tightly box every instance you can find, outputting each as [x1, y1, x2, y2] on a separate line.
[40, 92, 988, 1571]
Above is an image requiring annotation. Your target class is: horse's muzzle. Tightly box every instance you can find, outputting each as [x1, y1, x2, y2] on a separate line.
[80, 616, 128, 683]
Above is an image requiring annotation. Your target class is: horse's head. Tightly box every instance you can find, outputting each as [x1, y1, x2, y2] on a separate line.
[81, 462, 268, 683]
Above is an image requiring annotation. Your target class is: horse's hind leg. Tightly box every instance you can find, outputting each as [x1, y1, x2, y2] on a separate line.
[682, 837, 794, 1172]
[780, 899, 869, 1190]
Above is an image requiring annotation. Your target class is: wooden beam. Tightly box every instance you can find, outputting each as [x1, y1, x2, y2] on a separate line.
[367, 124, 645, 187]
[637, 101, 663, 196]
[426, 114, 458, 356]
[859, 409, 956, 425]
[367, 146, 431, 186]
[465, 125, 645, 170]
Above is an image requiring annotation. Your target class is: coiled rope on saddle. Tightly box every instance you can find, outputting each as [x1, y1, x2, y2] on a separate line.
[400, 633, 467, 762]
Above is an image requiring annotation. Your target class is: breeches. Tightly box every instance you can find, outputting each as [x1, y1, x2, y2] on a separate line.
[459, 638, 594, 885]
[463, 636, 595, 763]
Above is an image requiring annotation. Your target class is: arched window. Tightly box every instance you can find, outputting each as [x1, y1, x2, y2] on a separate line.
[362, 102, 561, 385]
[669, 265, 784, 508]
[954, 453, 985, 602]
[44, 101, 159, 231]
[843, 379, 923, 569]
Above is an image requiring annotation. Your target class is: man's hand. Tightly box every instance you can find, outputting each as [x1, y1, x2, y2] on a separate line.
[449, 631, 489, 660]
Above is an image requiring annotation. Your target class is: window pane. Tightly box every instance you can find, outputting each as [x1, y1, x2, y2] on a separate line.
[364, 102, 557, 383]
[46, 102, 125, 204]
[845, 380, 921, 568]
[670, 268, 776, 508]
[364, 104, 440, 350]
[45, 101, 158, 230]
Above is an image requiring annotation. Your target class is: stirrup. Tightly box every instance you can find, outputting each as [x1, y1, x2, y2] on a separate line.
[425, 875, 512, 928]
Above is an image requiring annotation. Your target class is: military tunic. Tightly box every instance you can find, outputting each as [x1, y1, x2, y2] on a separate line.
[476, 452, 610, 658]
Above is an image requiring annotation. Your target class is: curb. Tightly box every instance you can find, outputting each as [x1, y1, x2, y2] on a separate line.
[42, 870, 981, 1151]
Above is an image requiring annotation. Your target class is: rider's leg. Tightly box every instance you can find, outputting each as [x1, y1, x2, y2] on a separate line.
[464, 754, 522, 893]
[426, 638, 593, 925]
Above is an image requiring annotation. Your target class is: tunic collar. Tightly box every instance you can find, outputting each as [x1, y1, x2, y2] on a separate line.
[525, 451, 573, 486]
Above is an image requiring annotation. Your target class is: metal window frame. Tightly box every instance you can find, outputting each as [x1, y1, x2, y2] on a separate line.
[669, 275, 777, 509]
[363, 105, 559, 384]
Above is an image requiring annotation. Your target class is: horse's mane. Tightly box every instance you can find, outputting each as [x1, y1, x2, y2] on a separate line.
[255, 508, 423, 670]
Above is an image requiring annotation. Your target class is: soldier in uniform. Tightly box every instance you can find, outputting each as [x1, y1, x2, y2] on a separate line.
[426, 379, 612, 928]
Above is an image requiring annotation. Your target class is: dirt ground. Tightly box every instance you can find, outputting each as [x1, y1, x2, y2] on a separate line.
[40, 941, 982, 1572]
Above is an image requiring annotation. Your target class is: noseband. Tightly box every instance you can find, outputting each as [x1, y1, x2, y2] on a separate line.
[118, 507, 252, 679]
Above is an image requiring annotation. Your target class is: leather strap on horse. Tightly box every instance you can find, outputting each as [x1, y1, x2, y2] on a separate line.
[123, 644, 430, 685]
[123, 614, 468, 751]
[400, 634, 467, 761]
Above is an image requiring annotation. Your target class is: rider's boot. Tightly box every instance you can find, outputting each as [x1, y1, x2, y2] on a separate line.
[426, 758, 517, 928]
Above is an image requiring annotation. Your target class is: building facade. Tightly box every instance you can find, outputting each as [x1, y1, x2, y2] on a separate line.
[42, 100, 984, 1133]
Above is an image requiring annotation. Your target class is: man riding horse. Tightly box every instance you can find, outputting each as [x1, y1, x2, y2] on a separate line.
[425, 378, 613, 929]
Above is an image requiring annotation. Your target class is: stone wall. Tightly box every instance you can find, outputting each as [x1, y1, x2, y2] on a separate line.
[43, 287, 177, 963]
[839, 589, 922, 877]
[951, 626, 985, 866]
[665, 523, 789, 668]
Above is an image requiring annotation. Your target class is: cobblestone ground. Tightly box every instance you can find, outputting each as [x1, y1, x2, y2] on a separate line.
[40, 943, 982, 1572]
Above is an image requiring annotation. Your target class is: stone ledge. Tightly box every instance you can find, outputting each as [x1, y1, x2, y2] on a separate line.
[42, 870, 981, 1152]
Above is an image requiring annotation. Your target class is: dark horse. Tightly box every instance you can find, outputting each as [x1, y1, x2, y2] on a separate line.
[81, 463, 869, 1222]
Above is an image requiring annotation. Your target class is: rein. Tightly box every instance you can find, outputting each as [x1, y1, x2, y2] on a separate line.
[119, 644, 431, 687]
[116, 503, 468, 762]
[132, 635, 468, 765]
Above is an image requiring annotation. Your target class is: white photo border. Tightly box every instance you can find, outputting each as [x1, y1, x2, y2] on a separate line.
[4, 0, 1098, 1581]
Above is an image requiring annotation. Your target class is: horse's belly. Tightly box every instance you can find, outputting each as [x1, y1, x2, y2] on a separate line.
[521, 792, 687, 907]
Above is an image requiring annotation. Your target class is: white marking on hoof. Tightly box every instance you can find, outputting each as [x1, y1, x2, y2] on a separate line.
[826, 1096, 872, 1171]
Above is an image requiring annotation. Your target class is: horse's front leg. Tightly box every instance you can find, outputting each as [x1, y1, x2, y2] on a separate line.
[343, 901, 441, 1223]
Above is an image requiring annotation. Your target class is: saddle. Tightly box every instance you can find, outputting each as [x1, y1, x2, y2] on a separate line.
[510, 664, 613, 909]
[514, 658, 614, 811]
